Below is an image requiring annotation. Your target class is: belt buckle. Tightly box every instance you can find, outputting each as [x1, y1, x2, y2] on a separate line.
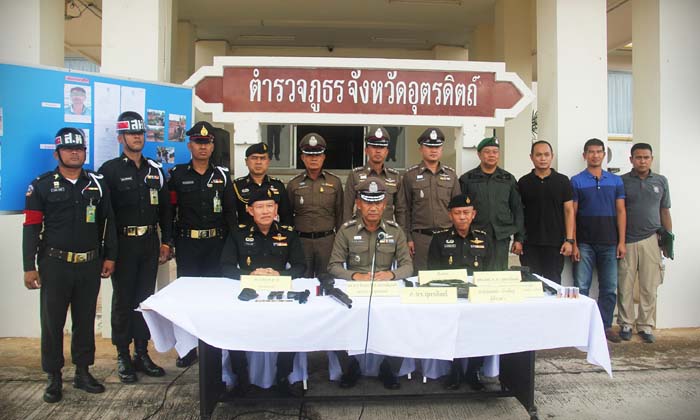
[127, 226, 137, 236]
[75, 253, 87, 263]
[190, 230, 199, 239]
[202, 229, 212, 239]
[137, 226, 148, 236]
[66, 251, 73, 262]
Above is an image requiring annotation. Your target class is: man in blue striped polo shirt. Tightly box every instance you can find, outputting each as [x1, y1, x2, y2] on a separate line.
[571, 138, 627, 343]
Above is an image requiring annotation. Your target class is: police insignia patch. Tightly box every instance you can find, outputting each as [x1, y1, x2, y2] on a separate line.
[25, 185, 34, 196]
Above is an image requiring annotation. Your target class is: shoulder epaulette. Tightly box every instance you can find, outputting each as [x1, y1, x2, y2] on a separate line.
[385, 219, 399, 227]
[386, 167, 399, 174]
[443, 165, 455, 172]
[279, 225, 294, 232]
[269, 176, 282, 182]
[352, 166, 365, 172]
[289, 172, 305, 182]
[146, 158, 162, 169]
[472, 229, 487, 236]
[406, 164, 420, 171]
[435, 228, 449, 234]
[323, 170, 341, 180]
[342, 219, 358, 228]
[234, 175, 247, 182]
[35, 171, 54, 181]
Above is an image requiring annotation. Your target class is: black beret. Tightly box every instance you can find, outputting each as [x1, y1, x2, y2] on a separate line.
[245, 142, 269, 157]
[247, 186, 280, 206]
[448, 193, 475, 209]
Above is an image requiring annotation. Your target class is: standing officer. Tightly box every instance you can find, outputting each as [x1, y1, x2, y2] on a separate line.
[23, 127, 117, 403]
[287, 133, 343, 278]
[427, 194, 489, 390]
[221, 186, 305, 396]
[233, 143, 292, 226]
[459, 137, 525, 270]
[403, 128, 460, 272]
[328, 179, 413, 390]
[99, 111, 170, 383]
[169, 121, 237, 366]
[343, 127, 406, 226]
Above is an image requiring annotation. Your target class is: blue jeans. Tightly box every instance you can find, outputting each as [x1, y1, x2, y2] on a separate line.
[574, 243, 618, 329]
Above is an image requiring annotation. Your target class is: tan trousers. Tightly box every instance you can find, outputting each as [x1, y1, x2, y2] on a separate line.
[617, 234, 664, 333]
[300, 234, 336, 278]
[411, 232, 433, 274]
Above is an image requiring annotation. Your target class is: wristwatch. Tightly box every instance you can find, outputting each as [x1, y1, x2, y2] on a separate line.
[565, 238, 575, 244]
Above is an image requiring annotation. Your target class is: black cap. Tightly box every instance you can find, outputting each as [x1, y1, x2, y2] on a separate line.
[54, 127, 87, 149]
[448, 193, 475, 209]
[246, 142, 269, 157]
[417, 128, 445, 146]
[186, 121, 215, 143]
[299, 133, 327, 154]
[365, 127, 390, 147]
[247, 186, 280, 206]
[116, 111, 146, 134]
[356, 178, 386, 202]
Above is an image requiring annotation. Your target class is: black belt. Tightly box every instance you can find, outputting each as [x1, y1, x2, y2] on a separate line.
[46, 247, 99, 263]
[179, 228, 223, 239]
[296, 229, 335, 239]
[412, 228, 444, 236]
[120, 225, 157, 237]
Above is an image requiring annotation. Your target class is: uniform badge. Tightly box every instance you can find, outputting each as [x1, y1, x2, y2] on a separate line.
[25, 185, 34, 196]
[245, 237, 254, 242]
[299, 196, 304, 205]
[241, 188, 249, 193]
[200, 126, 209, 136]
[430, 130, 438, 140]
[375, 128, 383, 138]
[474, 260, 479, 267]
[319, 186, 324, 193]
[359, 174, 367, 181]
[246, 256, 251, 266]
[653, 186, 660, 193]
[309, 136, 318, 146]
[272, 234, 287, 241]
[448, 255, 453, 265]
[419, 190, 424, 198]
[353, 235, 362, 241]
[353, 255, 361, 263]
[445, 239, 454, 244]
[416, 174, 424, 180]
[470, 237, 483, 245]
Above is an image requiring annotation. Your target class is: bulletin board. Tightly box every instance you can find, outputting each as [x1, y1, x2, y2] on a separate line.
[0, 62, 193, 211]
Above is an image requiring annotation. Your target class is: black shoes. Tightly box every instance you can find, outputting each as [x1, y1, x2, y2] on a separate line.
[176, 348, 198, 368]
[444, 362, 462, 390]
[378, 362, 400, 390]
[117, 353, 138, 383]
[619, 326, 633, 341]
[43, 371, 63, 403]
[276, 376, 304, 397]
[133, 353, 166, 377]
[339, 359, 361, 389]
[639, 331, 657, 343]
[73, 366, 105, 394]
[464, 367, 485, 391]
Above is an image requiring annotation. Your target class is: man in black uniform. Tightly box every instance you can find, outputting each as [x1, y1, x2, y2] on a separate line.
[428, 193, 489, 390]
[221, 186, 305, 396]
[23, 127, 117, 403]
[99, 111, 171, 383]
[233, 143, 292, 226]
[168, 121, 237, 367]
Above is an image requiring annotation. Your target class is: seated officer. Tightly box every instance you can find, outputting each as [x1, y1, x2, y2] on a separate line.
[327, 178, 413, 390]
[220, 186, 305, 396]
[428, 194, 489, 390]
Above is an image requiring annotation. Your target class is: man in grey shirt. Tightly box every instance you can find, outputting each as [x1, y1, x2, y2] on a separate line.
[618, 143, 672, 343]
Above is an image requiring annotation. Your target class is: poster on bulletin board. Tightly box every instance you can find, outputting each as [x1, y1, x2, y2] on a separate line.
[0, 62, 193, 212]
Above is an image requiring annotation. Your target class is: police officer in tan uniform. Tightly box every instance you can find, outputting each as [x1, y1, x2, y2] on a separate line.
[287, 133, 343, 278]
[328, 178, 413, 390]
[343, 127, 405, 227]
[402, 128, 460, 272]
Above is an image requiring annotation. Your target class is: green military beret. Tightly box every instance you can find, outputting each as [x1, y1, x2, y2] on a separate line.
[477, 137, 499, 152]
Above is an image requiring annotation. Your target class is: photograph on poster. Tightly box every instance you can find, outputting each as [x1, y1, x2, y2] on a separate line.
[64, 84, 92, 123]
[146, 109, 165, 142]
[168, 113, 187, 142]
[156, 146, 175, 164]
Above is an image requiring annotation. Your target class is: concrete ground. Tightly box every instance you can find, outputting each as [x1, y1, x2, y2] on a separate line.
[0, 328, 699, 420]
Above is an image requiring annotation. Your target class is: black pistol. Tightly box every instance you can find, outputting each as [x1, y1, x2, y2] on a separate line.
[319, 274, 353, 308]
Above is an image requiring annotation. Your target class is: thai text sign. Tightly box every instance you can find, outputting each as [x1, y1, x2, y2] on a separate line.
[195, 67, 522, 117]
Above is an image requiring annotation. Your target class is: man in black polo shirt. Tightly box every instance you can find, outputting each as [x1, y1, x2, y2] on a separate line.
[517, 140, 574, 284]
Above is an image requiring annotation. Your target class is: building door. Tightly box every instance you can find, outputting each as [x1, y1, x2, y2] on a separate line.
[295, 125, 364, 170]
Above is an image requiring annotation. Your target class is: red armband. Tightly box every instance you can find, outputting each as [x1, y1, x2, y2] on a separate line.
[23, 210, 43, 225]
[170, 191, 178, 205]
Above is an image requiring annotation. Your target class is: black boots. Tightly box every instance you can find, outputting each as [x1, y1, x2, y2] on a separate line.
[73, 365, 105, 394]
[464, 364, 485, 391]
[176, 348, 198, 368]
[444, 361, 462, 390]
[43, 371, 62, 403]
[117, 347, 137, 383]
[339, 358, 361, 388]
[378, 359, 400, 390]
[133, 341, 165, 377]
[229, 351, 250, 397]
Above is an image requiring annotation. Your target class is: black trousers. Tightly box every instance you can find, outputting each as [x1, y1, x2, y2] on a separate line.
[336, 351, 403, 375]
[453, 356, 485, 372]
[39, 255, 101, 373]
[175, 236, 225, 278]
[111, 234, 159, 348]
[520, 244, 564, 284]
[229, 350, 296, 381]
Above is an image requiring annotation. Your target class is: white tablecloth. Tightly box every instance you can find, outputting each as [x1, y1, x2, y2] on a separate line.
[140, 277, 612, 378]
